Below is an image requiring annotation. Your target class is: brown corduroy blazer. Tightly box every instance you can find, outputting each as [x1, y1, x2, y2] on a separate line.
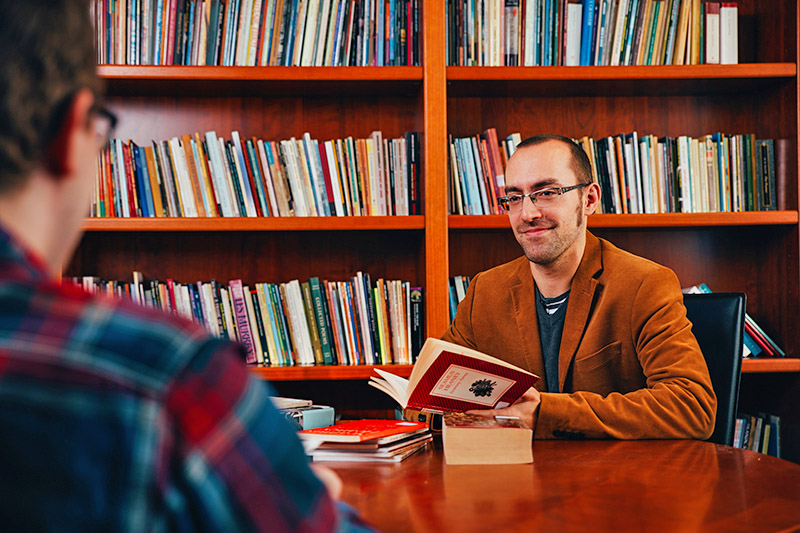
[442, 232, 716, 440]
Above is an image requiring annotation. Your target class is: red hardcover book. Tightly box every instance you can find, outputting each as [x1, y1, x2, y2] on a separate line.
[298, 419, 429, 443]
[744, 320, 776, 357]
[370, 338, 539, 413]
[121, 141, 140, 217]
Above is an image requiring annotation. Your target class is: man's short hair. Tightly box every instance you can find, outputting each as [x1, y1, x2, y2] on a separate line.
[514, 134, 594, 185]
[0, 0, 101, 193]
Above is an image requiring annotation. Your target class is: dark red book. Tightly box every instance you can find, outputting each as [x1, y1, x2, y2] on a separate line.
[370, 338, 539, 413]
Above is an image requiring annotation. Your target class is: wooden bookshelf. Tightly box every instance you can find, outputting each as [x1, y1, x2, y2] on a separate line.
[99, 65, 423, 96]
[742, 358, 800, 374]
[83, 216, 425, 232]
[447, 63, 797, 97]
[449, 212, 800, 229]
[74, 0, 800, 459]
[248, 364, 413, 381]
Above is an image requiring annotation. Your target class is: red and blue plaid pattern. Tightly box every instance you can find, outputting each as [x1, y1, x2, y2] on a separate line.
[0, 225, 372, 532]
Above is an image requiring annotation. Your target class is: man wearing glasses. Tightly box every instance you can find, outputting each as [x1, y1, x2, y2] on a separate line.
[0, 1, 372, 530]
[444, 134, 716, 440]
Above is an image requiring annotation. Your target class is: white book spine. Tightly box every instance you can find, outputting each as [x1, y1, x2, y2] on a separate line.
[217, 137, 242, 217]
[705, 3, 720, 64]
[294, 138, 319, 216]
[281, 140, 309, 216]
[169, 137, 199, 217]
[230, 131, 258, 217]
[200, 283, 221, 336]
[324, 140, 345, 216]
[719, 2, 737, 64]
[301, 0, 321, 66]
[353, 272, 375, 364]
[203, 132, 231, 217]
[113, 140, 131, 217]
[288, 280, 315, 365]
[565, 2, 583, 66]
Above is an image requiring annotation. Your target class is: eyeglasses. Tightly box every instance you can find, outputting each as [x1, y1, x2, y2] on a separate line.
[498, 183, 589, 212]
[92, 105, 117, 151]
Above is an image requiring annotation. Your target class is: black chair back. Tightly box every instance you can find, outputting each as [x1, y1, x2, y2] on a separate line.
[683, 292, 746, 446]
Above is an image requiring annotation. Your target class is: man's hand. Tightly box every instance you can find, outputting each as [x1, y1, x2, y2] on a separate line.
[466, 387, 542, 430]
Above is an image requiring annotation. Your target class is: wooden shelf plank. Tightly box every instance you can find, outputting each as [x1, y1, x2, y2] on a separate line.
[449, 212, 799, 230]
[82, 216, 425, 232]
[247, 359, 800, 380]
[99, 65, 424, 96]
[447, 63, 797, 96]
[248, 364, 414, 381]
[742, 358, 800, 373]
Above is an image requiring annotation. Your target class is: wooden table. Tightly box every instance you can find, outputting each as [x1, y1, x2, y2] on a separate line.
[330, 439, 800, 532]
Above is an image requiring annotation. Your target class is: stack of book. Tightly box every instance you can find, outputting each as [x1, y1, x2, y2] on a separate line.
[448, 0, 738, 66]
[94, 130, 421, 219]
[298, 419, 432, 463]
[93, 0, 421, 66]
[271, 397, 335, 430]
[70, 272, 424, 366]
[733, 412, 781, 458]
[684, 283, 785, 358]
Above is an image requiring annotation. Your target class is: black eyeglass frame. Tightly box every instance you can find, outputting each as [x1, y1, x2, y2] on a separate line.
[498, 183, 590, 212]
[91, 104, 118, 150]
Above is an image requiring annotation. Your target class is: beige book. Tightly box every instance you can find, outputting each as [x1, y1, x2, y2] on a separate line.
[443, 412, 533, 465]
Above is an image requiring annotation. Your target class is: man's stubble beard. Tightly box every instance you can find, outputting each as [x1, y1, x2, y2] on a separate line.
[514, 200, 585, 266]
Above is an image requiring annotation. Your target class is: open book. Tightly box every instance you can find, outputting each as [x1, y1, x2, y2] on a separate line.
[369, 338, 539, 412]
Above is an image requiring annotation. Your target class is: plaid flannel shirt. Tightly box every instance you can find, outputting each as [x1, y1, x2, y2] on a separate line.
[0, 225, 372, 532]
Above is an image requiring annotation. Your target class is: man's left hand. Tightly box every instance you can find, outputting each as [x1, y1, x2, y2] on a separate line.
[466, 387, 541, 430]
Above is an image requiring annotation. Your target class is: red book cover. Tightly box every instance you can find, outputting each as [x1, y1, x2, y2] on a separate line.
[744, 320, 775, 357]
[370, 338, 539, 413]
[298, 419, 429, 443]
[166, 278, 178, 314]
[318, 142, 337, 215]
[406, 350, 538, 412]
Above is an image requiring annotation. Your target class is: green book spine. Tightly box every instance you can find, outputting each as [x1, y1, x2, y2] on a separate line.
[301, 281, 325, 365]
[309, 277, 334, 365]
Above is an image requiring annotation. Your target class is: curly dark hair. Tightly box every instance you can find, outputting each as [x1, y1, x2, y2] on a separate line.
[0, 0, 101, 193]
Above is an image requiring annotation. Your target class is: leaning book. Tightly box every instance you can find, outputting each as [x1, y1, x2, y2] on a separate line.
[369, 338, 539, 413]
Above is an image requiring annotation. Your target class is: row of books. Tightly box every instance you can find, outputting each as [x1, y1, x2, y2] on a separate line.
[448, 274, 473, 322]
[449, 128, 778, 216]
[448, 129, 521, 216]
[578, 133, 777, 214]
[71, 273, 424, 366]
[447, 0, 738, 66]
[733, 412, 781, 458]
[93, 0, 420, 66]
[93, 131, 420, 218]
[684, 283, 785, 358]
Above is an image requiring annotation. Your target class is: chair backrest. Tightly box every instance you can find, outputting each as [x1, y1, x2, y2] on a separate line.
[683, 292, 746, 446]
